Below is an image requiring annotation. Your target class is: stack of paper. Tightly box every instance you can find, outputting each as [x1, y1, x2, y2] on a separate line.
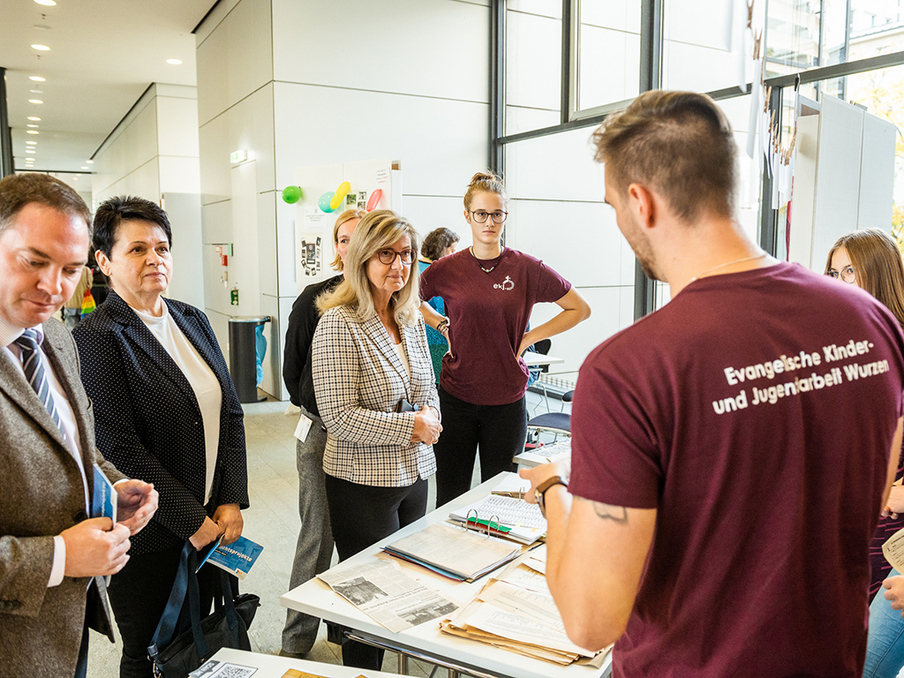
[383, 523, 522, 582]
[440, 550, 611, 668]
[449, 494, 546, 545]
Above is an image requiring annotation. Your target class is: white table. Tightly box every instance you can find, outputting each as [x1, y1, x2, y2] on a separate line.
[281, 473, 610, 678]
[523, 351, 565, 368]
[195, 648, 398, 677]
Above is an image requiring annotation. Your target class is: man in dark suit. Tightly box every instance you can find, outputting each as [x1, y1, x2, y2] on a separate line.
[0, 173, 158, 678]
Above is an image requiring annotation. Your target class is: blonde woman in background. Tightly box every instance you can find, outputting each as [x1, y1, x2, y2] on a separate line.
[280, 208, 363, 659]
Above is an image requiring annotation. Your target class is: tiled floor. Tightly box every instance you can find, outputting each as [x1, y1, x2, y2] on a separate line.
[88, 392, 559, 677]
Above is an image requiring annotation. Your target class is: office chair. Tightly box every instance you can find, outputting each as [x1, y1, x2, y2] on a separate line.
[526, 389, 574, 447]
[526, 338, 553, 415]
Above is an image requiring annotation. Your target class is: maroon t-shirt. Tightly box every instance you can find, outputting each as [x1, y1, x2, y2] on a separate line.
[420, 248, 571, 406]
[570, 262, 904, 677]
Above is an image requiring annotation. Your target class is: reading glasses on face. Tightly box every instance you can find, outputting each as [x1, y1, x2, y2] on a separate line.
[469, 210, 508, 224]
[377, 248, 415, 266]
[826, 266, 856, 284]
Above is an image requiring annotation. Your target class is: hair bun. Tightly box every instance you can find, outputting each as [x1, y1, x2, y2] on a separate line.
[469, 171, 502, 187]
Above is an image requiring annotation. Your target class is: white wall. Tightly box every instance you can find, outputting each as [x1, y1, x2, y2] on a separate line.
[196, 0, 490, 400]
[91, 83, 205, 309]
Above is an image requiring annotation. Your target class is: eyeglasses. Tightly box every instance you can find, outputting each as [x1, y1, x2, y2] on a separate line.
[377, 248, 415, 266]
[826, 266, 856, 284]
[469, 210, 508, 224]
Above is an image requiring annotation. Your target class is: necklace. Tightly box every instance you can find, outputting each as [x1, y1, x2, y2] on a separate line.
[689, 252, 768, 284]
[470, 246, 503, 274]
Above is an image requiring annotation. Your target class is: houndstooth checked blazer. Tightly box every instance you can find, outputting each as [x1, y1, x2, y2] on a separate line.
[312, 304, 439, 487]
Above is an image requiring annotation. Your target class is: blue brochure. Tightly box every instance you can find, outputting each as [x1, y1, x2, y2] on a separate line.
[199, 535, 263, 580]
[91, 463, 117, 524]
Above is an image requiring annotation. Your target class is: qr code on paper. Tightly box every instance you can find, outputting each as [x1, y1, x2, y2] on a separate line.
[189, 660, 257, 678]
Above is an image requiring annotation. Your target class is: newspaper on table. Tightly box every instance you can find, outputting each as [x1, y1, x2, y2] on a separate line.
[189, 659, 257, 677]
[317, 558, 458, 633]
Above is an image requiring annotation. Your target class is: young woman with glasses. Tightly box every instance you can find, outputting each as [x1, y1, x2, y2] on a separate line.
[419, 171, 591, 506]
[827, 229, 904, 678]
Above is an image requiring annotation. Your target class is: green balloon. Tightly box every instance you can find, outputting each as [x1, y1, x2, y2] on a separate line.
[282, 186, 303, 204]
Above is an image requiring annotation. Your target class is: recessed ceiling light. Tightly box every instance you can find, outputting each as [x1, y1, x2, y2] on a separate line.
[31, 44, 50, 52]
[26, 141, 37, 145]
[26, 130, 39, 135]
[29, 89, 43, 94]
[28, 99, 43, 104]
[166, 59, 182, 65]
[29, 76, 46, 83]
[27, 124, 38, 128]
[26, 150, 36, 154]
[34, 0, 57, 6]
[27, 116, 41, 121]
[86, 159, 94, 164]
[81, 166, 89, 170]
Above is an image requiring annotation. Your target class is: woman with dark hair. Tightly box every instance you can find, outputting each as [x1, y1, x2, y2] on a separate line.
[418, 227, 460, 383]
[419, 172, 590, 506]
[73, 196, 248, 678]
[826, 228, 904, 678]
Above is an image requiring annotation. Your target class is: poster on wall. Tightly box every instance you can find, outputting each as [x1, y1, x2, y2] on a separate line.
[290, 159, 401, 295]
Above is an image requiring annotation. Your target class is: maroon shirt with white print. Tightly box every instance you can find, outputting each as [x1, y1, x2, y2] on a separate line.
[420, 247, 570, 406]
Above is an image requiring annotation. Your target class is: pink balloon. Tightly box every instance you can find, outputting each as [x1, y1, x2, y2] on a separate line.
[366, 189, 383, 212]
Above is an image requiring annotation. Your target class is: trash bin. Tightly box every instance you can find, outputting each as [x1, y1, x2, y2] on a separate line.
[228, 315, 271, 403]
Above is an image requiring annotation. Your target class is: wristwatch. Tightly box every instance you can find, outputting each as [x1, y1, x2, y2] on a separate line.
[535, 475, 568, 517]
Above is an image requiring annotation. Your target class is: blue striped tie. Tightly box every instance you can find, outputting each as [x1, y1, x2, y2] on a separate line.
[14, 328, 68, 443]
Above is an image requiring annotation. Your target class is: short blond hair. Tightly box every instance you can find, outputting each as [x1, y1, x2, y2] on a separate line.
[318, 210, 422, 327]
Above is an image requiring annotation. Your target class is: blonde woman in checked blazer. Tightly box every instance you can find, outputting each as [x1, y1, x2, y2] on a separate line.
[312, 210, 441, 668]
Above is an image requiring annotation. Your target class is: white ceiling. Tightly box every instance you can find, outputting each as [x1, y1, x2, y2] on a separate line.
[0, 0, 215, 192]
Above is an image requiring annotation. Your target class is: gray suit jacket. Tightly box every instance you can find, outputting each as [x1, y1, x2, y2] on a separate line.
[0, 318, 124, 677]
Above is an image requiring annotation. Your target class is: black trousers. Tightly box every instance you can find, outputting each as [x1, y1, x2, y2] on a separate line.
[433, 387, 527, 507]
[324, 474, 428, 670]
[107, 545, 232, 678]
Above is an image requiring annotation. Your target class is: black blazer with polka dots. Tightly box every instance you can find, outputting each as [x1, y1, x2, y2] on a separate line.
[72, 291, 249, 555]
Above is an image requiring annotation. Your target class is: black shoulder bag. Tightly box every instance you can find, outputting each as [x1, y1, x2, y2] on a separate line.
[148, 541, 260, 678]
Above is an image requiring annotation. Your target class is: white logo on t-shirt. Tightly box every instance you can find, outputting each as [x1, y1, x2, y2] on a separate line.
[494, 276, 514, 291]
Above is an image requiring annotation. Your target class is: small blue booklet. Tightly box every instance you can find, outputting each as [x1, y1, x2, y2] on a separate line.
[197, 535, 263, 580]
[91, 463, 117, 524]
